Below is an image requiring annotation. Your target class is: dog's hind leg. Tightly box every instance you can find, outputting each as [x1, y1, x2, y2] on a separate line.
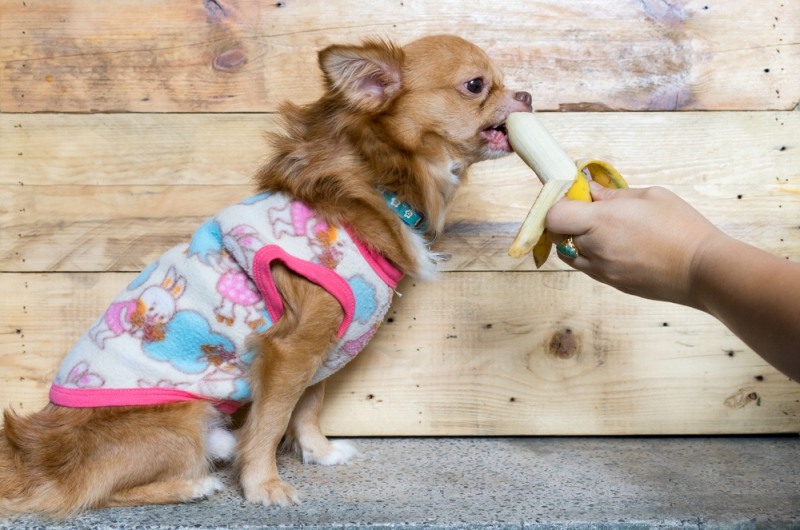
[284, 381, 360, 465]
[107, 476, 224, 507]
[237, 263, 343, 506]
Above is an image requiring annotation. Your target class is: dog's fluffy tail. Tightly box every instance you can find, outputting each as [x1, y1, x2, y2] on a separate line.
[0, 409, 37, 515]
[0, 401, 221, 517]
[0, 407, 90, 517]
[0, 409, 27, 515]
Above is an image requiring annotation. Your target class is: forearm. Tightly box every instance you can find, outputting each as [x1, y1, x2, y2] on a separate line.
[689, 234, 800, 381]
[546, 186, 800, 380]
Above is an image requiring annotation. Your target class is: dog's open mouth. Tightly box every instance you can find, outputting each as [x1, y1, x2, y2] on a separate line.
[480, 121, 512, 152]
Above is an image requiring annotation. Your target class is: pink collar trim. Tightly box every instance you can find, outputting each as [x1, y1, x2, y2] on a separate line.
[345, 228, 404, 288]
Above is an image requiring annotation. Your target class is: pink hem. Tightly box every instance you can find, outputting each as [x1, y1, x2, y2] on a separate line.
[344, 228, 404, 289]
[49, 384, 242, 414]
[252, 245, 355, 338]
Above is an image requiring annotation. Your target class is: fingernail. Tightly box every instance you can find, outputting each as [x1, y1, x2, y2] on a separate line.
[588, 180, 603, 191]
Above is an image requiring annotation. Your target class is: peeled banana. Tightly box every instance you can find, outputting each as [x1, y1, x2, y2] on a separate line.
[506, 112, 628, 268]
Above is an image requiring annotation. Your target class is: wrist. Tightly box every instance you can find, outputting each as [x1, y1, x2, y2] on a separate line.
[685, 231, 736, 313]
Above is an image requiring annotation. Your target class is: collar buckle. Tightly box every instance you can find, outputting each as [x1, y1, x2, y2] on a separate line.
[377, 187, 430, 235]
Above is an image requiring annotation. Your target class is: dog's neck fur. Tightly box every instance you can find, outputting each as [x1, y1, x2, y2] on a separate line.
[255, 98, 469, 280]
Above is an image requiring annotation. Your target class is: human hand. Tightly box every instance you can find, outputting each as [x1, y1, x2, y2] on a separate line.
[545, 182, 724, 306]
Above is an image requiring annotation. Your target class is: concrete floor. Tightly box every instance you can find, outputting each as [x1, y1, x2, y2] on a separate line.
[1, 437, 798, 529]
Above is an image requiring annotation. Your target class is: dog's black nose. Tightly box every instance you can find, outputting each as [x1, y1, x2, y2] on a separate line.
[514, 91, 533, 108]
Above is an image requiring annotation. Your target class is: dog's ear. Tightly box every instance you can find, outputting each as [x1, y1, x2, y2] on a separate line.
[319, 39, 404, 113]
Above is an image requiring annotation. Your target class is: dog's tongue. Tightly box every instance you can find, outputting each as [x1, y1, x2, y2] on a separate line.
[482, 128, 512, 152]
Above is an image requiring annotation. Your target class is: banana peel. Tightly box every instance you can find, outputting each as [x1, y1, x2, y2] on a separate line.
[577, 158, 628, 190]
[506, 112, 628, 268]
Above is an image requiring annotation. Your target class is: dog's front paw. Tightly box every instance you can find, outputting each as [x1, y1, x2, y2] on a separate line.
[243, 478, 299, 507]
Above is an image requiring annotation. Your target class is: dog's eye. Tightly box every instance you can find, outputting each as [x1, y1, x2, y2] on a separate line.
[465, 78, 484, 94]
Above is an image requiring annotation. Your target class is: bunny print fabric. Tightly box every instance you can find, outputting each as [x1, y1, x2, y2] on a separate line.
[50, 193, 402, 412]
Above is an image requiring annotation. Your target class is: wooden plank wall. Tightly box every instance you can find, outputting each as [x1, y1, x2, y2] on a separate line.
[1, 0, 799, 434]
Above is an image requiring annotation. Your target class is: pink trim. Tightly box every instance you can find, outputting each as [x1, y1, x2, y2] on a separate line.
[213, 401, 243, 414]
[49, 384, 242, 413]
[252, 245, 355, 338]
[345, 228, 404, 289]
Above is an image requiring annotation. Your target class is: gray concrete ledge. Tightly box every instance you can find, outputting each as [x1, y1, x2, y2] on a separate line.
[1, 437, 798, 529]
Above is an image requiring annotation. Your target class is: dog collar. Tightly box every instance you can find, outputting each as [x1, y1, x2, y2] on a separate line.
[377, 187, 429, 234]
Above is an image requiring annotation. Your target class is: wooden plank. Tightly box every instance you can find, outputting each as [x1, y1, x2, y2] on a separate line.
[1, 0, 797, 112]
[2, 112, 799, 272]
[2, 272, 798, 434]
[2, 182, 798, 274]
[0, 113, 274, 186]
[4, 112, 799, 187]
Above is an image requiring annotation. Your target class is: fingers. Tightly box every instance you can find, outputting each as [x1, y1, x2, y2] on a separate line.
[592, 183, 681, 204]
[544, 198, 588, 236]
[554, 239, 591, 270]
[588, 181, 621, 201]
[546, 185, 662, 238]
[590, 182, 656, 202]
[544, 187, 622, 236]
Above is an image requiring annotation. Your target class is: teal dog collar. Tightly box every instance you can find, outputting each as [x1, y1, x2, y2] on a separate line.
[377, 187, 429, 233]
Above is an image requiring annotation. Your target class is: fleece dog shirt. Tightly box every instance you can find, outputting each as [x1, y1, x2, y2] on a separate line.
[50, 193, 403, 413]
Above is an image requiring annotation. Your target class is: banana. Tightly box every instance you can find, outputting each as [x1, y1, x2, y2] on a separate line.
[506, 112, 628, 267]
[508, 178, 573, 263]
[575, 158, 628, 191]
[566, 170, 591, 201]
[522, 173, 591, 268]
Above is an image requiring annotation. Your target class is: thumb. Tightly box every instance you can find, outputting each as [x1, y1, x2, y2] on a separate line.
[590, 181, 653, 202]
[589, 180, 623, 202]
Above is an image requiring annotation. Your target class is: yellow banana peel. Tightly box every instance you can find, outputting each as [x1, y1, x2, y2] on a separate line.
[506, 112, 628, 267]
[566, 171, 592, 201]
[576, 158, 628, 191]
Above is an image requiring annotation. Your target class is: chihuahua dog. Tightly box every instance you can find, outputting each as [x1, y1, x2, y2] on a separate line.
[0, 35, 532, 515]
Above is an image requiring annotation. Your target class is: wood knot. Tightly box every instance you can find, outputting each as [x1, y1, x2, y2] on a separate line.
[213, 48, 247, 71]
[528, 326, 599, 381]
[724, 389, 759, 409]
[205, 0, 226, 18]
[548, 328, 579, 359]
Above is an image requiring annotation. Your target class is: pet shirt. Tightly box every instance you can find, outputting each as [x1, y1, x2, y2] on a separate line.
[50, 193, 403, 413]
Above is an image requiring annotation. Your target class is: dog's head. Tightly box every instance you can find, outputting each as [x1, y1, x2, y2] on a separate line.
[259, 36, 531, 278]
[319, 35, 532, 167]
[315, 35, 531, 239]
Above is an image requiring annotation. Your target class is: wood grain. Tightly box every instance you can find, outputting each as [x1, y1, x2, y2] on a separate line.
[2, 0, 800, 436]
[3, 182, 798, 274]
[2, 112, 798, 272]
[5, 111, 796, 188]
[2, 272, 797, 434]
[1, 0, 797, 112]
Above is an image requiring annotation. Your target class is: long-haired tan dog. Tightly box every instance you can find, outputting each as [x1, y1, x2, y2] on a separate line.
[1, 35, 532, 516]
